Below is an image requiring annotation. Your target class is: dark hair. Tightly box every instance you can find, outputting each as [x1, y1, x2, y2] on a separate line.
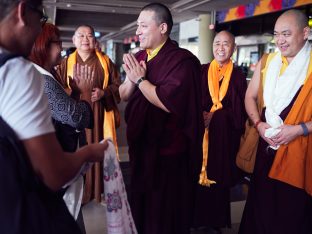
[141, 3, 173, 35]
[74, 25, 95, 36]
[0, 0, 42, 21]
[29, 23, 60, 67]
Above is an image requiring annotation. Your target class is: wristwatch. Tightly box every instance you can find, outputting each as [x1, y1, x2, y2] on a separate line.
[135, 77, 146, 87]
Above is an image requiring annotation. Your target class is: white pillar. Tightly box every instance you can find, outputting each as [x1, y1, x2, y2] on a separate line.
[198, 13, 214, 64]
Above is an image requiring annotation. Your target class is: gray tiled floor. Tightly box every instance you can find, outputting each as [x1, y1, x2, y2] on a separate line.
[82, 200, 244, 234]
[82, 201, 107, 234]
[82, 145, 245, 234]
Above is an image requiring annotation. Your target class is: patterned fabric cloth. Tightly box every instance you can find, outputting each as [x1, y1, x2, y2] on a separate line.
[43, 74, 91, 130]
[104, 141, 137, 234]
[62, 140, 137, 233]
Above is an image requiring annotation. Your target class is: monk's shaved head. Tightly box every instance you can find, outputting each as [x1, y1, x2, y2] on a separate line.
[277, 9, 308, 30]
[141, 3, 173, 35]
[274, 9, 309, 62]
[215, 31, 235, 44]
[213, 30, 236, 65]
[74, 25, 95, 36]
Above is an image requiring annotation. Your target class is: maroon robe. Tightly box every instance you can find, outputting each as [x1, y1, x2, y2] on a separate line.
[125, 38, 204, 234]
[239, 89, 312, 234]
[192, 64, 247, 229]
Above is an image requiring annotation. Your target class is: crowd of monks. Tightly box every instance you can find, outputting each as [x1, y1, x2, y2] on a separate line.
[53, 3, 312, 234]
[1, 0, 311, 233]
[118, 4, 312, 234]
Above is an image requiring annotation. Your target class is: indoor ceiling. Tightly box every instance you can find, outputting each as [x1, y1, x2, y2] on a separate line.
[43, 0, 257, 47]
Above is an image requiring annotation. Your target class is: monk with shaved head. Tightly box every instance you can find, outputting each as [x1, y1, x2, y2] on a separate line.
[239, 9, 312, 234]
[119, 3, 204, 233]
[56, 24, 121, 204]
[192, 30, 247, 232]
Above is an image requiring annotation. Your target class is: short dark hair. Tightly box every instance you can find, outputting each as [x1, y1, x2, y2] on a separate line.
[141, 3, 173, 35]
[0, 0, 42, 21]
[74, 25, 95, 36]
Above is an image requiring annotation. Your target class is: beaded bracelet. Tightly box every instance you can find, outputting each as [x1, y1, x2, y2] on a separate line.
[300, 122, 309, 137]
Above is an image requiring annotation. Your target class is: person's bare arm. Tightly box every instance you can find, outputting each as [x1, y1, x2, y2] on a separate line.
[245, 62, 261, 125]
[245, 61, 276, 147]
[119, 77, 136, 102]
[22, 133, 107, 191]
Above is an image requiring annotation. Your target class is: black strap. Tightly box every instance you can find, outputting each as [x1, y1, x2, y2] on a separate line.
[0, 53, 19, 67]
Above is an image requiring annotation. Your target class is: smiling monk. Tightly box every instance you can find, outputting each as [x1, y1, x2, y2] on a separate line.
[119, 3, 204, 234]
[193, 31, 247, 232]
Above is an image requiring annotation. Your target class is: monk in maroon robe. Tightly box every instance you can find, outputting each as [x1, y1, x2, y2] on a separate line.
[119, 3, 204, 234]
[192, 31, 247, 231]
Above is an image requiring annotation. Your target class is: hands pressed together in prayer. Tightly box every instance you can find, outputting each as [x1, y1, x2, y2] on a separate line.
[203, 111, 214, 128]
[122, 53, 146, 84]
[257, 122, 302, 147]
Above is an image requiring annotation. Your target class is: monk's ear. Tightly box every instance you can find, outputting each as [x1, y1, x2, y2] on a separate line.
[72, 35, 76, 45]
[303, 26, 310, 40]
[233, 43, 237, 53]
[159, 23, 168, 35]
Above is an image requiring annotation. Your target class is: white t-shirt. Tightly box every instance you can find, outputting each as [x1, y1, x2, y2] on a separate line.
[0, 50, 54, 140]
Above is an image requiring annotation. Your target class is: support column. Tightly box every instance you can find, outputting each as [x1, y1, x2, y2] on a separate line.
[198, 13, 214, 64]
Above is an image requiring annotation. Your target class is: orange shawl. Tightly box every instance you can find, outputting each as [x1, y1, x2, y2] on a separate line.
[269, 72, 312, 196]
[67, 51, 119, 156]
[199, 59, 233, 186]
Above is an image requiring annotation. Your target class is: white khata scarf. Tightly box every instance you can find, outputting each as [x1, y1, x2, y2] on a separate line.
[263, 41, 311, 149]
[62, 139, 138, 234]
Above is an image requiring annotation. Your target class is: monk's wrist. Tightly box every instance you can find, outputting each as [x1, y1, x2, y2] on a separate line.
[299, 122, 309, 137]
[135, 77, 146, 87]
[80, 92, 91, 101]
